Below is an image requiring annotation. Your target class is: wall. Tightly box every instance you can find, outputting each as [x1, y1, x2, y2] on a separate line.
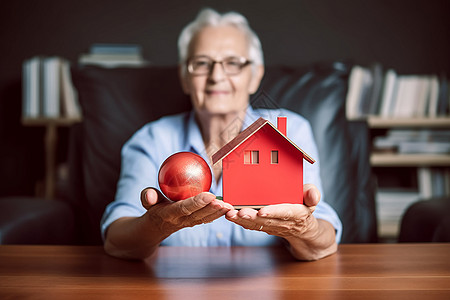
[0, 0, 449, 196]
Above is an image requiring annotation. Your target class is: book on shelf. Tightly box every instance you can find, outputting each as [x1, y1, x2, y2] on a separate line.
[398, 141, 450, 154]
[377, 189, 420, 222]
[393, 76, 433, 118]
[376, 188, 421, 237]
[377, 167, 450, 237]
[89, 43, 142, 55]
[379, 69, 398, 118]
[373, 129, 450, 154]
[22, 56, 82, 120]
[60, 60, 81, 119]
[417, 167, 450, 199]
[345, 65, 373, 119]
[42, 57, 61, 118]
[428, 75, 440, 118]
[22, 56, 42, 118]
[437, 73, 449, 116]
[345, 63, 450, 120]
[368, 63, 384, 116]
[78, 43, 148, 68]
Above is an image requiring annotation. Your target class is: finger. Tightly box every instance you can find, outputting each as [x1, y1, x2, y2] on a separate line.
[226, 207, 258, 222]
[225, 208, 239, 219]
[258, 204, 306, 221]
[187, 199, 232, 223]
[193, 202, 233, 224]
[140, 187, 168, 210]
[237, 207, 258, 220]
[172, 192, 217, 216]
[303, 184, 321, 207]
[227, 208, 264, 231]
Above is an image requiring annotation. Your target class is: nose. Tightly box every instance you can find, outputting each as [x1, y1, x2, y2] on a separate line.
[208, 61, 226, 82]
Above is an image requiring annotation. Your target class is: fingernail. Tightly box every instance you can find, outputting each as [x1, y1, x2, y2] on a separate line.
[313, 190, 320, 201]
[241, 215, 251, 219]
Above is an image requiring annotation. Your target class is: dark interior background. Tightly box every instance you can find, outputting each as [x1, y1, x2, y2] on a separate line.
[1, 0, 449, 197]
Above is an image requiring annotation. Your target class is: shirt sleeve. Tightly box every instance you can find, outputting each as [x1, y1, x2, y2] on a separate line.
[100, 125, 161, 240]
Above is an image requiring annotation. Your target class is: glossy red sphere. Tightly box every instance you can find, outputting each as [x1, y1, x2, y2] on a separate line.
[158, 152, 212, 201]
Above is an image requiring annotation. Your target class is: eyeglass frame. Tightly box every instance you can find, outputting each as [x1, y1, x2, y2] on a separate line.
[186, 55, 253, 75]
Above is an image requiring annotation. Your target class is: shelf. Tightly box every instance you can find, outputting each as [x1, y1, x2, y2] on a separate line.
[367, 116, 450, 128]
[21, 117, 82, 200]
[371, 153, 450, 167]
[22, 117, 82, 126]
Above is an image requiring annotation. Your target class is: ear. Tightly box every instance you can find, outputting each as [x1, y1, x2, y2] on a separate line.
[248, 65, 264, 94]
[179, 65, 190, 94]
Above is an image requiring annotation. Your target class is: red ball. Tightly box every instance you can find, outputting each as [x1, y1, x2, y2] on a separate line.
[158, 152, 212, 201]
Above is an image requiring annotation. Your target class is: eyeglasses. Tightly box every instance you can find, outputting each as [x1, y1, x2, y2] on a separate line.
[187, 56, 252, 75]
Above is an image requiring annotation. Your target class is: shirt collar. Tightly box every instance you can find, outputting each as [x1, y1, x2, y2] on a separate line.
[185, 110, 205, 156]
[243, 105, 260, 127]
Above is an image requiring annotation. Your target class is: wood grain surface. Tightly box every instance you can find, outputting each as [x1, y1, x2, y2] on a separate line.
[0, 244, 449, 299]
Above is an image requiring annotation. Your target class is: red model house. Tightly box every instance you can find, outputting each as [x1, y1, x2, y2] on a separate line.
[212, 116, 315, 208]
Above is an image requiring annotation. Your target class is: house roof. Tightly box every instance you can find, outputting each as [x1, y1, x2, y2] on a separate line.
[212, 117, 315, 165]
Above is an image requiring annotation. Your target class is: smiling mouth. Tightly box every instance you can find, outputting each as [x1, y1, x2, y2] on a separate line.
[206, 90, 230, 95]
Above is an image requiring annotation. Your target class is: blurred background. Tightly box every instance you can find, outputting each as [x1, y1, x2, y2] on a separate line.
[0, 0, 449, 241]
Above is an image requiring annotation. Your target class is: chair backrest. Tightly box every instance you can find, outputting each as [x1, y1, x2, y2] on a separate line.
[69, 63, 377, 244]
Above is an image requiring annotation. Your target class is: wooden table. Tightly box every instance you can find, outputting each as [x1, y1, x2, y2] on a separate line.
[0, 244, 449, 299]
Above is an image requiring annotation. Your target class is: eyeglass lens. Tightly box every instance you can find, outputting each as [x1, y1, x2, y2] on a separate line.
[189, 57, 249, 75]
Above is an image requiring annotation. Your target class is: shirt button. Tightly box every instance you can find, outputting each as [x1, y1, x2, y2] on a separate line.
[216, 232, 223, 239]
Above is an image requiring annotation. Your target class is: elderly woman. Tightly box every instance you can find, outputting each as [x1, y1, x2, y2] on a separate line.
[102, 8, 342, 260]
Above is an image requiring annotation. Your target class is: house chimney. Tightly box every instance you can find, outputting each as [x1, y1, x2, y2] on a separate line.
[277, 116, 287, 136]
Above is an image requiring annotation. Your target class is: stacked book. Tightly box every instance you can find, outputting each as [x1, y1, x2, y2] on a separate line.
[376, 188, 421, 238]
[22, 56, 81, 120]
[373, 129, 450, 154]
[376, 166, 450, 239]
[346, 64, 449, 120]
[78, 44, 148, 68]
[417, 167, 450, 199]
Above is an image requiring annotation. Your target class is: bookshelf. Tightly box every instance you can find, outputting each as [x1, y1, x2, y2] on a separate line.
[22, 117, 81, 200]
[22, 54, 83, 199]
[367, 116, 450, 241]
[21, 46, 144, 200]
[345, 62, 450, 241]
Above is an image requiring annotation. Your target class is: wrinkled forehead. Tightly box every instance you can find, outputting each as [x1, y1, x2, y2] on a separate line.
[187, 25, 250, 59]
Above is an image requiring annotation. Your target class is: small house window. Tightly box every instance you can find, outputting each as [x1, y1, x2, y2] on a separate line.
[244, 150, 259, 164]
[271, 150, 279, 164]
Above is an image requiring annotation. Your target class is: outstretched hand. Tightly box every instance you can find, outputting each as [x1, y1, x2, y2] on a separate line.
[225, 184, 321, 239]
[140, 188, 233, 234]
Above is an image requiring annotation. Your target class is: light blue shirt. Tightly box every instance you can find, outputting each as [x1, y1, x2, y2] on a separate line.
[101, 106, 342, 245]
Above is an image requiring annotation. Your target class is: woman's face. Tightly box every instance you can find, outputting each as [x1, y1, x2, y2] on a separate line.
[180, 26, 264, 117]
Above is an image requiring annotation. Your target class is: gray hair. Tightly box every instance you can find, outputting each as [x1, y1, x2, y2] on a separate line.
[178, 8, 264, 74]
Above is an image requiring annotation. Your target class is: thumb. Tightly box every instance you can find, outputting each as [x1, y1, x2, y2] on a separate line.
[303, 184, 320, 209]
[140, 187, 169, 210]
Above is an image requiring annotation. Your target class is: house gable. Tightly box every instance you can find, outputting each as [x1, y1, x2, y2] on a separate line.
[229, 124, 304, 167]
[212, 117, 315, 165]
